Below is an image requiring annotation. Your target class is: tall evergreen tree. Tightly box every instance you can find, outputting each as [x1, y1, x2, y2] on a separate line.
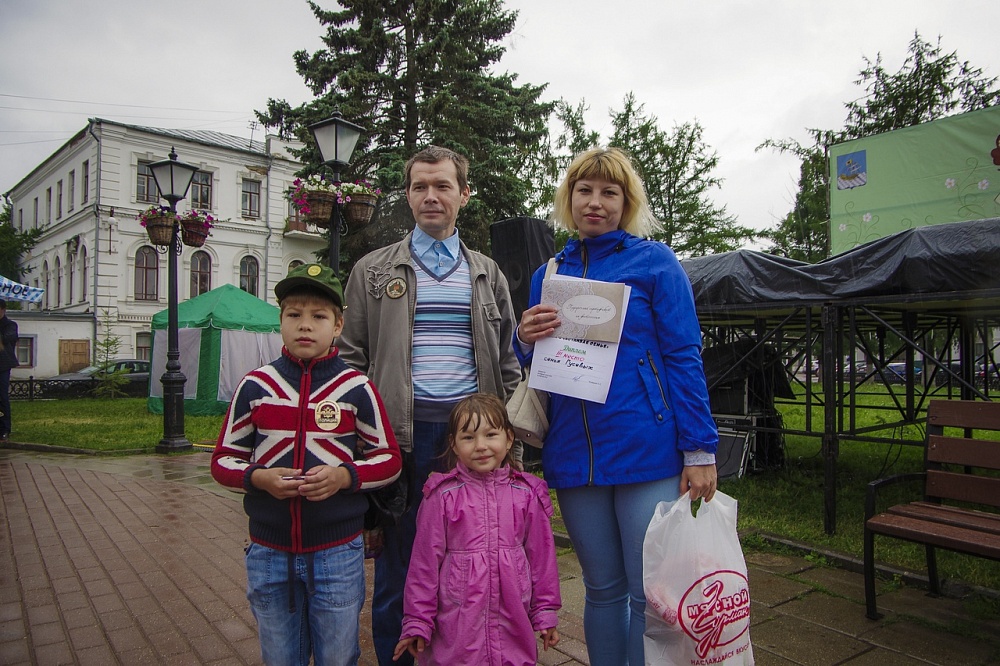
[608, 93, 757, 257]
[760, 32, 999, 262]
[257, 0, 554, 270]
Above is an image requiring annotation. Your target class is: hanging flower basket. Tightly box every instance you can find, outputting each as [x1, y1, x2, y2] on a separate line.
[181, 223, 209, 247]
[288, 176, 382, 230]
[343, 193, 378, 227]
[143, 215, 174, 247]
[178, 211, 215, 248]
[303, 191, 337, 228]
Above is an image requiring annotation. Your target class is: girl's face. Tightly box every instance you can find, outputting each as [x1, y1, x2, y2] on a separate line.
[571, 177, 625, 239]
[451, 415, 513, 473]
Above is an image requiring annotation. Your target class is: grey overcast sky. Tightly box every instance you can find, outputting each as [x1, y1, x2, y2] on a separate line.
[1, 0, 996, 242]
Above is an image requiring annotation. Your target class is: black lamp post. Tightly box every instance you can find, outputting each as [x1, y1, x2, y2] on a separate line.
[147, 147, 198, 453]
[308, 111, 364, 273]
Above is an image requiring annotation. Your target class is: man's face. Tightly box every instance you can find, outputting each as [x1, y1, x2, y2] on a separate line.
[405, 160, 470, 240]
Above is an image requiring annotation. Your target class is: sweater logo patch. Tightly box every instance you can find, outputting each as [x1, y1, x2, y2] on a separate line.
[315, 400, 342, 431]
[385, 277, 406, 299]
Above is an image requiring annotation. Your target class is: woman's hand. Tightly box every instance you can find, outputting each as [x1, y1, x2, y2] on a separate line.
[518, 304, 560, 344]
[680, 464, 718, 502]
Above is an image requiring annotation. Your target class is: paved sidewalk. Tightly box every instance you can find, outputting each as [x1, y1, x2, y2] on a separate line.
[2, 447, 999, 665]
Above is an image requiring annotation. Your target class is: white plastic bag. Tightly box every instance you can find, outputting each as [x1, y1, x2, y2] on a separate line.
[642, 492, 754, 666]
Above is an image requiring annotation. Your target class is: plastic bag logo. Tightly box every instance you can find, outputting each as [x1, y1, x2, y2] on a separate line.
[679, 570, 751, 659]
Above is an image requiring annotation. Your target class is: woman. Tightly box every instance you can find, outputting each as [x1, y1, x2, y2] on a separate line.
[515, 147, 718, 665]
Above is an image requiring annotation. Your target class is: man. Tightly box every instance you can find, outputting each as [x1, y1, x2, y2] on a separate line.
[0, 299, 19, 441]
[339, 146, 521, 665]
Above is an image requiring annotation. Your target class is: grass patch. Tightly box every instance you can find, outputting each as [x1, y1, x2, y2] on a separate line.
[10, 398, 223, 453]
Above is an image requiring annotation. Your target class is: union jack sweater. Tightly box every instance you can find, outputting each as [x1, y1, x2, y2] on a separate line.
[212, 347, 401, 553]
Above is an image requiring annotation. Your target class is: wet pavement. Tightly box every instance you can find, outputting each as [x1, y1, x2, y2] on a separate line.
[2, 446, 999, 665]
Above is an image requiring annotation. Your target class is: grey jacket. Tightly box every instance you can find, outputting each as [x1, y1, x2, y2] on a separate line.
[339, 232, 521, 452]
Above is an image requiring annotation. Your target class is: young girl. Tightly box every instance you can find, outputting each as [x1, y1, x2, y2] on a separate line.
[393, 393, 561, 665]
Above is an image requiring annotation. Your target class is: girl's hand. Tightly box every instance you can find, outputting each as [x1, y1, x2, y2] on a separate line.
[680, 464, 718, 502]
[249, 467, 306, 499]
[519, 304, 560, 344]
[393, 636, 425, 660]
[540, 627, 560, 650]
[298, 465, 352, 501]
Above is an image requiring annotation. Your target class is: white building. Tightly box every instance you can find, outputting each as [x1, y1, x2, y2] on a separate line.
[3, 117, 325, 379]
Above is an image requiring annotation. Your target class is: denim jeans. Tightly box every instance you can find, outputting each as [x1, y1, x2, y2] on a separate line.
[245, 537, 365, 666]
[557, 476, 681, 666]
[371, 420, 449, 666]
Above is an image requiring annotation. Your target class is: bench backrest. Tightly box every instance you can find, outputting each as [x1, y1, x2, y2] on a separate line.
[925, 399, 1000, 509]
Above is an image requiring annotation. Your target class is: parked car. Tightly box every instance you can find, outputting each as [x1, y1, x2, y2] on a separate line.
[44, 359, 151, 398]
[883, 361, 922, 384]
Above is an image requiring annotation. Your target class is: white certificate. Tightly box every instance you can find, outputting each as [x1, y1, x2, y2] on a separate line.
[529, 276, 630, 403]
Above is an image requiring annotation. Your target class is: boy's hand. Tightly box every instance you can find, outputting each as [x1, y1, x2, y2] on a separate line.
[298, 464, 352, 501]
[393, 637, 425, 660]
[249, 467, 306, 499]
[540, 627, 560, 650]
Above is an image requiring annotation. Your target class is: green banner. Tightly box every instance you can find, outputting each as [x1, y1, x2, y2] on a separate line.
[829, 105, 1000, 255]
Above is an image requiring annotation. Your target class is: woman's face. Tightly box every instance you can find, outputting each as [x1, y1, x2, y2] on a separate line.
[571, 178, 625, 239]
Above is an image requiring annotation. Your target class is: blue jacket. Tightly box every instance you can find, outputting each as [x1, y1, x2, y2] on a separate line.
[516, 229, 717, 489]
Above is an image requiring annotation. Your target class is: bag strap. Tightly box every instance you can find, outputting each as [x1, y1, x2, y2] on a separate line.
[543, 257, 557, 280]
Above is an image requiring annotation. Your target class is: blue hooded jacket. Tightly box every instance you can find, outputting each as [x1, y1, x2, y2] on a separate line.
[516, 229, 718, 489]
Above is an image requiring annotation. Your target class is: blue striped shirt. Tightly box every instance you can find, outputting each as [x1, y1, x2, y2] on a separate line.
[411, 255, 477, 421]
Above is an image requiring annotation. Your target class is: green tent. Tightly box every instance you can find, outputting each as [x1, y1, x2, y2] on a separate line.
[148, 284, 283, 416]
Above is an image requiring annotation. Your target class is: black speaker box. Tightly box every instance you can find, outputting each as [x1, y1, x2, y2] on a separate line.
[713, 414, 754, 480]
[489, 217, 554, 319]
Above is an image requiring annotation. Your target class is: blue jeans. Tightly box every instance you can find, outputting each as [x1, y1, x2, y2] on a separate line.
[557, 476, 681, 666]
[245, 537, 365, 666]
[371, 420, 449, 666]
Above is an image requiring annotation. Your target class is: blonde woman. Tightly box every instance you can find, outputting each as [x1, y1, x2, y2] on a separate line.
[515, 147, 719, 665]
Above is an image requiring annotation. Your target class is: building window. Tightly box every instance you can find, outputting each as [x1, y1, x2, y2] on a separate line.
[289, 259, 304, 272]
[190, 171, 212, 210]
[57, 180, 63, 219]
[17, 209, 23, 231]
[67, 251, 75, 304]
[82, 160, 90, 204]
[33, 198, 38, 227]
[68, 171, 75, 212]
[46, 188, 52, 223]
[42, 261, 49, 309]
[15, 337, 34, 368]
[136, 332, 152, 361]
[137, 163, 160, 203]
[242, 179, 261, 218]
[240, 256, 259, 297]
[190, 250, 211, 297]
[55, 256, 63, 306]
[81, 247, 88, 300]
[135, 246, 159, 300]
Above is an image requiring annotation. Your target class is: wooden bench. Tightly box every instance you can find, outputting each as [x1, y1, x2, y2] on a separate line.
[863, 399, 1000, 619]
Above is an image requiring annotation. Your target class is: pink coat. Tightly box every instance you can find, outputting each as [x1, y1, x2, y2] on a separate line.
[400, 464, 561, 665]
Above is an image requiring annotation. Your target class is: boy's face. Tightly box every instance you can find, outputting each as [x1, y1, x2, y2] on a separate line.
[280, 296, 343, 361]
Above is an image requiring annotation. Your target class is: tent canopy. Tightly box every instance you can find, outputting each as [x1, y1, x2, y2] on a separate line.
[151, 283, 280, 332]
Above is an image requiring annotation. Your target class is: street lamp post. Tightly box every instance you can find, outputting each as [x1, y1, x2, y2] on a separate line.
[308, 111, 364, 273]
[147, 147, 198, 453]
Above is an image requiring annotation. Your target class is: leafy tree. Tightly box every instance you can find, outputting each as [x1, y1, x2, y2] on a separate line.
[760, 32, 1000, 262]
[257, 0, 554, 273]
[0, 203, 42, 284]
[608, 93, 758, 256]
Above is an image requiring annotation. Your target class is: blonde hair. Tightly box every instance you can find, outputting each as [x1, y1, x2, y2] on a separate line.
[445, 394, 520, 471]
[551, 147, 660, 238]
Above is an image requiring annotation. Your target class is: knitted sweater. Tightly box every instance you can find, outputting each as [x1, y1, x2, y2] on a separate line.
[211, 347, 401, 552]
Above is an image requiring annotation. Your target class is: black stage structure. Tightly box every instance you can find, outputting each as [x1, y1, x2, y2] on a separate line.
[683, 218, 1000, 534]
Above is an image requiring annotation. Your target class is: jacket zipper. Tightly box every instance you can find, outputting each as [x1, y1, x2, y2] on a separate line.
[579, 243, 596, 486]
[292, 364, 310, 552]
[646, 350, 670, 410]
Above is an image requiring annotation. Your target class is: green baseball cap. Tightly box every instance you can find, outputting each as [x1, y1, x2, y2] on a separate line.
[274, 263, 344, 308]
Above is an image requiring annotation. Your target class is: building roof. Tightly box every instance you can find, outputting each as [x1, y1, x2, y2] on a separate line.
[93, 117, 268, 155]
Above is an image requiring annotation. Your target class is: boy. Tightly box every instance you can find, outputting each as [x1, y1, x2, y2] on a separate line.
[212, 263, 401, 666]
